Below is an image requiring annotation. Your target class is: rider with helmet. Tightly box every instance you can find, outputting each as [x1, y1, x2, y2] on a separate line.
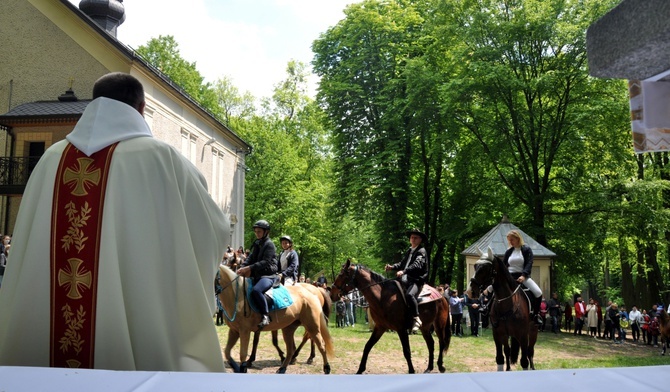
[278, 235, 299, 285]
[385, 228, 429, 333]
[237, 220, 279, 329]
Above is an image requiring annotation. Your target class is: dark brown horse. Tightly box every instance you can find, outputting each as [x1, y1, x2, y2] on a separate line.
[247, 283, 332, 367]
[330, 259, 451, 374]
[467, 247, 537, 371]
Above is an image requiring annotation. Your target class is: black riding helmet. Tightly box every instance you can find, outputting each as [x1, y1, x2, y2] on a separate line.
[279, 235, 293, 244]
[252, 220, 271, 231]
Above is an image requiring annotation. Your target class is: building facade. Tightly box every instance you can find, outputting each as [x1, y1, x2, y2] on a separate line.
[0, 0, 250, 247]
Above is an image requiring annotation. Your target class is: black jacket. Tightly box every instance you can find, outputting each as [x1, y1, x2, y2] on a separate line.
[243, 236, 279, 279]
[389, 245, 429, 285]
[502, 244, 534, 278]
[278, 249, 299, 283]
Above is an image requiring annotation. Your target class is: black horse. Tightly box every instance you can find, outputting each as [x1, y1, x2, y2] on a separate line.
[467, 247, 538, 371]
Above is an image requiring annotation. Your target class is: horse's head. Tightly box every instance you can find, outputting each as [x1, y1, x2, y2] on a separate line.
[330, 258, 358, 301]
[467, 247, 497, 299]
[217, 264, 238, 287]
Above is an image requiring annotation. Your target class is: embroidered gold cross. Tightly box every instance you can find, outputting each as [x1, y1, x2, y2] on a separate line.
[58, 258, 92, 300]
[63, 158, 101, 197]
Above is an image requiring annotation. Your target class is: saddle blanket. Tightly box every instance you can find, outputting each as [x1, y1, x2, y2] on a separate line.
[246, 279, 294, 313]
[417, 285, 443, 304]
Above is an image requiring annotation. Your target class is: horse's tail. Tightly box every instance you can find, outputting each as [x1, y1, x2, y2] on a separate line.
[320, 311, 335, 358]
[510, 338, 520, 365]
[319, 288, 332, 321]
[440, 297, 452, 354]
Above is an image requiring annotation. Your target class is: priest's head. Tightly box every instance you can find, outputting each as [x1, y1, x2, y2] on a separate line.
[93, 72, 146, 115]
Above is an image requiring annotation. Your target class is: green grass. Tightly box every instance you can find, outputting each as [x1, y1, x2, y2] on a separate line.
[216, 319, 670, 374]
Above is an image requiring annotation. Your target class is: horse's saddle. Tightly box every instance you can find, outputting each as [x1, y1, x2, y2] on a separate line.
[245, 278, 294, 313]
[416, 285, 443, 304]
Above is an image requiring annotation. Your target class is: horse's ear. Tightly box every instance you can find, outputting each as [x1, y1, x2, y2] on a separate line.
[486, 247, 494, 260]
[477, 248, 483, 257]
[345, 258, 351, 268]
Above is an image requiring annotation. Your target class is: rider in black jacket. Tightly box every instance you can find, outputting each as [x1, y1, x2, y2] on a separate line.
[237, 220, 279, 329]
[385, 228, 429, 333]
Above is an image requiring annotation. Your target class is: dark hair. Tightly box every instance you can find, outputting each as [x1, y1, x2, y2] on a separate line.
[92, 72, 145, 111]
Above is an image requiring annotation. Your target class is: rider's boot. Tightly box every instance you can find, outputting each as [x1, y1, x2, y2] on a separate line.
[411, 316, 422, 333]
[258, 314, 271, 330]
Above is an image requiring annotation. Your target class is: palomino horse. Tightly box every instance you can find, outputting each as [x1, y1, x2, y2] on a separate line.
[658, 310, 670, 355]
[217, 265, 334, 373]
[247, 283, 332, 366]
[330, 259, 451, 374]
[467, 247, 538, 371]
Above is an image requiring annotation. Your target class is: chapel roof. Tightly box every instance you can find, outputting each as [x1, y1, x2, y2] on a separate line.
[461, 215, 556, 257]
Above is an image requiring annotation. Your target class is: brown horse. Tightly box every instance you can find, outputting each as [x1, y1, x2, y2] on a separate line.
[217, 265, 334, 374]
[467, 247, 538, 371]
[330, 259, 451, 374]
[658, 310, 670, 355]
[247, 283, 332, 366]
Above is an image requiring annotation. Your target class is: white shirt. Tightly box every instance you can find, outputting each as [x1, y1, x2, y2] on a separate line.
[507, 248, 525, 274]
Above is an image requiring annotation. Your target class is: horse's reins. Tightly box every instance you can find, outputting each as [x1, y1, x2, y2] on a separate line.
[219, 274, 242, 322]
[334, 264, 402, 293]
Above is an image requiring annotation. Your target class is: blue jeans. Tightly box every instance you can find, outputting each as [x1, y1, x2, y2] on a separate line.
[251, 276, 276, 315]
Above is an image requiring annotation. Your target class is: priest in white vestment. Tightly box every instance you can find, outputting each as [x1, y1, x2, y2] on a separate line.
[0, 73, 227, 372]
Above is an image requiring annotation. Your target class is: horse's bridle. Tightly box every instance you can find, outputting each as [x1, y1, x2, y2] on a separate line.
[219, 275, 242, 322]
[333, 264, 359, 294]
[470, 259, 494, 294]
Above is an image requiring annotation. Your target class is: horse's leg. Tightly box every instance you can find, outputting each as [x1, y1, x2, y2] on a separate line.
[290, 330, 311, 365]
[503, 340, 511, 371]
[238, 331, 252, 373]
[225, 328, 241, 373]
[397, 329, 416, 374]
[247, 330, 260, 368]
[357, 326, 385, 374]
[420, 325, 435, 373]
[271, 330, 286, 363]
[277, 324, 299, 374]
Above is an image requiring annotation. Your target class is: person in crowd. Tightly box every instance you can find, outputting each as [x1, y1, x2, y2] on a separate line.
[299, 273, 306, 283]
[564, 301, 573, 332]
[0, 234, 7, 288]
[586, 298, 599, 337]
[547, 292, 561, 334]
[385, 228, 429, 333]
[346, 290, 357, 327]
[316, 273, 328, 287]
[464, 292, 481, 336]
[609, 303, 622, 343]
[539, 296, 548, 331]
[596, 300, 603, 338]
[574, 296, 586, 335]
[0, 73, 228, 371]
[214, 270, 224, 326]
[640, 309, 650, 344]
[336, 298, 346, 328]
[237, 219, 279, 329]
[277, 235, 299, 286]
[449, 289, 465, 337]
[502, 230, 543, 324]
[603, 301, 613, 339]
[649, 315, 661, 347]
[629, 305, 641, 343]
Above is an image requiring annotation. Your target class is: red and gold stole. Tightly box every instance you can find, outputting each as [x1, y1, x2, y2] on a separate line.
[50, 143, 117, 368]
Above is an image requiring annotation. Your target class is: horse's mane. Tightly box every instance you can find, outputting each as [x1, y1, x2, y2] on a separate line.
[356, 265, 386, 284]
[491, 255, 519, 289]
[659, 309, 670, 325]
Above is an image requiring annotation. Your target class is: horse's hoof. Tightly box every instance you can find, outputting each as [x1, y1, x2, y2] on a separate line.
[240, 363, 248, 373]
[276, 367, 287, 374]
[306, 358, 314, 365]
[423, 368, 432, 374]
[324, 364, 331, 374]
[408, 369, 415, 374]
[289, 358, 297, 365]
[228, 360, 241, 373]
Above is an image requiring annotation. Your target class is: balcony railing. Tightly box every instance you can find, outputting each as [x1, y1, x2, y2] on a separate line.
[0, 156, 40, 194]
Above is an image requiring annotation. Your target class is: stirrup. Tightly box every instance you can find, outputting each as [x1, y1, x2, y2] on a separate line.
[411, 317, 422, 333]
[258, 314, 271, 330]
